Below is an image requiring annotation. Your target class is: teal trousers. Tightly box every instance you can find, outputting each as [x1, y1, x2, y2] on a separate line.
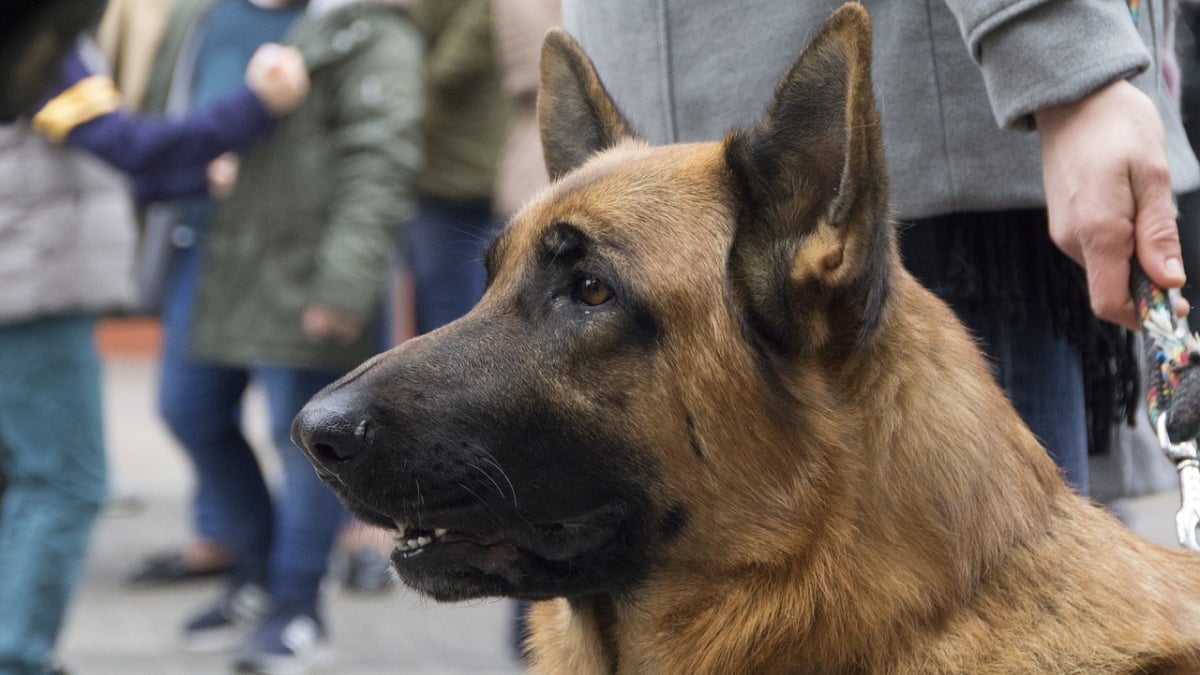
[0, 315, 106, 675]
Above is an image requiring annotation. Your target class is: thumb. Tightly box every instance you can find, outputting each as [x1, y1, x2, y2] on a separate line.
[1132, 160, 1186, 290]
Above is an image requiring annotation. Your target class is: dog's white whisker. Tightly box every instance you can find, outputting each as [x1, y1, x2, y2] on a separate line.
[457, 482, 506, 530]
[466, 461, 508, 505]
[475, 448, 518, 509]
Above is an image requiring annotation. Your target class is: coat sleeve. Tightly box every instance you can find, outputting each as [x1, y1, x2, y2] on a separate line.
[943, 0, 1149, 130]
[310, 16, 425, 319]
[131, 163, 209, 204]
[33, 43, 276, 173]
[66, 86, 275, 174]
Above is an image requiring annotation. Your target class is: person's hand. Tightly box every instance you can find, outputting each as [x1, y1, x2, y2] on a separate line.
[207, 153, 239, 199]
[245, 43, 309, 116]
[302, 304, 363, 344]
[1036, 79, 1187, 330]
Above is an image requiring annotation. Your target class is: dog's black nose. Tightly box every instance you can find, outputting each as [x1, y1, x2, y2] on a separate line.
[291, 393, 372, 471]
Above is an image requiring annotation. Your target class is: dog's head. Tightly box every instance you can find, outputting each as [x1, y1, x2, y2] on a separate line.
[293, 4, 892, 603]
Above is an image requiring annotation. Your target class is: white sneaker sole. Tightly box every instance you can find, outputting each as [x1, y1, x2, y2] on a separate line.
[233, 644, 335, 675]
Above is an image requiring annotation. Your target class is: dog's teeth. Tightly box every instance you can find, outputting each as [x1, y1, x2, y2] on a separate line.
[393, 528, 444, 555]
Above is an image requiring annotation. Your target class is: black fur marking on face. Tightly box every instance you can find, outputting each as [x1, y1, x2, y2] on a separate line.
[483, 228, 513, 291]
[659, 503, 689, 542]
[538, 221, 590, 264]
[525, 221, 662, 348]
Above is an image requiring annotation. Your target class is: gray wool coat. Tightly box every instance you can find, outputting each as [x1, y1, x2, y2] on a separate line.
[561, 0, 1200, 220]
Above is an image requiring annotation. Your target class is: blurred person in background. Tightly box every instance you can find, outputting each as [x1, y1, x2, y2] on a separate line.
[137, 0, 424, 672]
[0, 29, 307, 675]
[0, 36, 126, 675]
[0, 59, 135, 675]
[401, 0, 509, 336]
[128, 0, 307, 593]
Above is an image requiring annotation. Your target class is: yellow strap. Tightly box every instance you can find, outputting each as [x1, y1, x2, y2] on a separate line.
[31, 75, 123, 143]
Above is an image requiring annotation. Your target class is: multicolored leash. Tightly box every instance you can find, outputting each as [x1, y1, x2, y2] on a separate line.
[1132, 262, 1200, 551]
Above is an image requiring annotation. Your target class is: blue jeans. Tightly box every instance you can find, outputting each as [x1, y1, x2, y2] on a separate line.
[0, 316, 107, 675]
[157, 245, 344, 608]
[404, 196, 501, 334]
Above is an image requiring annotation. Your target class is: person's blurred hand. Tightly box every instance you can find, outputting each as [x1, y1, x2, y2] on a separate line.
[245, 43, 309, 116]
[302, 304, 363, 344]
[207, 153, 239, 199]
[1036, 79, 1187, 330]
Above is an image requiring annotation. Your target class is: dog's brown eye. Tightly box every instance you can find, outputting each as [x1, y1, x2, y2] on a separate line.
[576, 276, 614, 306]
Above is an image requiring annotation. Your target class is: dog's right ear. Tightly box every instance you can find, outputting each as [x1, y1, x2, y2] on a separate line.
[538, 29, 640, 180]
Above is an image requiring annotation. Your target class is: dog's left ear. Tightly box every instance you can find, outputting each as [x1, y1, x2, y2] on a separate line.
[725, 4, 892, 355]
[538, 28, 641, 181]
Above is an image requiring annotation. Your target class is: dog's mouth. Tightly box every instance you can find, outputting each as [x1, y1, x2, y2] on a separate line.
[348, 500, 644, 601]
[386, 504, 628, 562]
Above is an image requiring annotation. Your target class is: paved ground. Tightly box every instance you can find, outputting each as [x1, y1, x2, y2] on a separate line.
[54, 353, 1191, 674]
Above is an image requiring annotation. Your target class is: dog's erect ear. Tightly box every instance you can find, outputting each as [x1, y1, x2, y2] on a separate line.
[538, 28, 640, 180]
[724, 4, 892, 355]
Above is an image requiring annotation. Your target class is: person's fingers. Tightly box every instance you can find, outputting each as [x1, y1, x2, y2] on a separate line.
[1131, 158, 1187, 292]
[1083, 242, 1139, 330]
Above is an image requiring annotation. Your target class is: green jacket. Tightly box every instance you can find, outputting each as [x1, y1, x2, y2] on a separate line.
[411, 0, 510, 200]
[152, 2, 424, 370]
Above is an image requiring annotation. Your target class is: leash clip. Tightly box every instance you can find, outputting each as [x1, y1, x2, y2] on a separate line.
[1155, 415, 1200, 551]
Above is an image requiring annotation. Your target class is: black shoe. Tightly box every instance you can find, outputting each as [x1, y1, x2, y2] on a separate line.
[180, 583, 268, 653]
[126, 550, 232, 586]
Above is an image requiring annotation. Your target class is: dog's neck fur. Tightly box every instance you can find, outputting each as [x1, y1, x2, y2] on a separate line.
[529, 268, 1082, 673]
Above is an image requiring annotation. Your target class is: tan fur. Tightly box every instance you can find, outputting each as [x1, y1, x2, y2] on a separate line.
[517, 5, 1200, 674]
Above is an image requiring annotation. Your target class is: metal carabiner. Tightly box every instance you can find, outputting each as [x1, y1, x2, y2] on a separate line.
[1156, 415, 1200, 551]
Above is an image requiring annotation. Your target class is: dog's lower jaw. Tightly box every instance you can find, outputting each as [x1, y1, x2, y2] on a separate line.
[385, 506, 656, 603]
[391, 538, 649, 603]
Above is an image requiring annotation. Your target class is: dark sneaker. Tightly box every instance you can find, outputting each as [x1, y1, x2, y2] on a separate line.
[233, 605, 333, 675]
[179, 583, 268, 653]
[126, 549, 233, 586]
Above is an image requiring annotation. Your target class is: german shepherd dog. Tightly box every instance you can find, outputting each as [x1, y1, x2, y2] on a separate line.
[293, 5, 1200, 672]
